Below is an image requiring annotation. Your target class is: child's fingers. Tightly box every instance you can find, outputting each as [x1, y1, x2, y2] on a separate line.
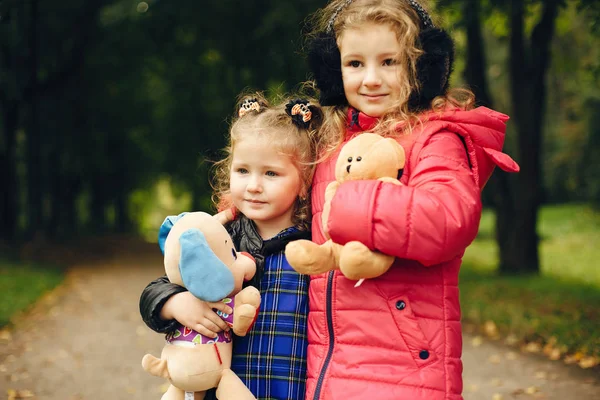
[193, 323, 219, 339]
[205, 312, 231, 332]
[208, 301, 233, 316]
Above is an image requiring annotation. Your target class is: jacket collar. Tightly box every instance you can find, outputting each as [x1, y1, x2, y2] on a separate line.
[347, 107, 379, 134]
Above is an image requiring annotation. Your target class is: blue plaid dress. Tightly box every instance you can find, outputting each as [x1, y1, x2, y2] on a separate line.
[231, 227, 309, 400]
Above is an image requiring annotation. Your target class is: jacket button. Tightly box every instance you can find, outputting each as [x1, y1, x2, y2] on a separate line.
[395, 300, 406, 310]
[419, 350, 429, 360]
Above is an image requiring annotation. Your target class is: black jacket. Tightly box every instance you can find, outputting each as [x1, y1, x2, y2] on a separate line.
[138, 215, 311, 333]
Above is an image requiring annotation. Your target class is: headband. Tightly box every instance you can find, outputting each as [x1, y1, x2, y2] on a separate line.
[328, 0, 434, 32]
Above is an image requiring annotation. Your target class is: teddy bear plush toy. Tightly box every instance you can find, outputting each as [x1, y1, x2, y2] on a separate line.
[142, 212, 260, 400]
[285, 133, 405, 286]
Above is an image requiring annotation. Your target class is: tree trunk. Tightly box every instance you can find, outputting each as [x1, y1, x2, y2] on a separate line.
[25, 0, 42, 239]
[462, 0, 517, 271]
[504, 0, 560, 274]
[0, 102, 20, 242]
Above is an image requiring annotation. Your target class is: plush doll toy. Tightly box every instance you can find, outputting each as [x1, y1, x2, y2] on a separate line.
[286, 133, 405, 286]
[142, 212, 260, 400]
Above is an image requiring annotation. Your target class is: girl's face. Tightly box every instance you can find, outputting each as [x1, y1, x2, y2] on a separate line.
[339, 23, 403, 117]
[229, 136, 303, 239]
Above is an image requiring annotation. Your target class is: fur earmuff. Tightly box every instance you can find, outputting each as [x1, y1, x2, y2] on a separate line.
[408, 27, 455, 111]
[307, 32, 347, 107]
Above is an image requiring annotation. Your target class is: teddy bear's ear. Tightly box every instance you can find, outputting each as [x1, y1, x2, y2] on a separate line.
[383, 138, 406, 169]
[178, 228, 235, 302]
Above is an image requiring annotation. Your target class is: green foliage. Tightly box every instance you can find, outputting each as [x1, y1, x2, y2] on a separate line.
[470, 204, 600, 285]
[461, 204, 600, 357]
[0, 259, 64, 327]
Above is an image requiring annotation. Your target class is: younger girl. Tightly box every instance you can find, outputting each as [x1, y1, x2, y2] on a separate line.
[302, 0, 519, 399]
[139, 94, 323, 400]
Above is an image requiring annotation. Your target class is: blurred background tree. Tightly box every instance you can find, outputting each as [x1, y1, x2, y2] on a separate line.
[1, 0, 598, 274]
[436, 0, 600, 274]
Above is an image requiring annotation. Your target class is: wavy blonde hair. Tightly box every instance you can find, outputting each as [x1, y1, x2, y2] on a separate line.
[211, 92, 323, 231]
[308, 0, 475, 153]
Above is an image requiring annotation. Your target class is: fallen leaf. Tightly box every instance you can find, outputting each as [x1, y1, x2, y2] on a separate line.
[525, 386, 540, 394]
[465, 383, 479, 393]
[488, 354, 502, 364]
[483, 320, 499, 338]
[505, 334, 519, 346]
[0, 329, 12, 341]
[471, 336, 483, 348]
[534, 371, 548, 380]
[548, 348, 562, 361]
[579, 356, 599, 369]
[6, 389, 35, 399]
[505, 351, 518, 360]
[523, 342, 542, 353]
[492, 393, 504, 400]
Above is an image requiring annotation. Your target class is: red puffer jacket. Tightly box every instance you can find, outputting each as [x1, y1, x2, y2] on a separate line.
[306, 107, 519, 400]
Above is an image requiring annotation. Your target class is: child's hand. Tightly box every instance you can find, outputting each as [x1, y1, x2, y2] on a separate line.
[213, 208, 236, 225]
[161, 292, 233, 338]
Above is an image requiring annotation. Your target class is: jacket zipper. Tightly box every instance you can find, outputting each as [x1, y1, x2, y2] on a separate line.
[313, 271, 335, 400]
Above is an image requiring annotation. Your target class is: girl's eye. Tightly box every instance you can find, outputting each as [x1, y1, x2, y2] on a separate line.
[231, 248, 237, 260]
[348, 60, 361, 68]
[236, 168, 248, 174]
[266, 171, 278, 177]
[383, 58, 397, 66]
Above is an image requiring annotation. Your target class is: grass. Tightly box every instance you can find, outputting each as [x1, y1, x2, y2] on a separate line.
[461, 203, 600, 360]
[0, 258, 65, 327]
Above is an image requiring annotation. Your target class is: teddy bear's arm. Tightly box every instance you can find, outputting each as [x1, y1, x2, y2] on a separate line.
[321, 181, 340, 239]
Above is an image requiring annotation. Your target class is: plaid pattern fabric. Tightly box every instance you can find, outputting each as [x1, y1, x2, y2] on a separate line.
[231, 228, 309, 400]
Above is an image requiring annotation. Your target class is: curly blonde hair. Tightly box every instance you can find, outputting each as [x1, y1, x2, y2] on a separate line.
[211, 92, 323, 231]
[308, 0, 474, 152]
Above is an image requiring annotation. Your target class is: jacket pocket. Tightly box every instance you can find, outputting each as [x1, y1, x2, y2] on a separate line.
[387, 296, 438, 369]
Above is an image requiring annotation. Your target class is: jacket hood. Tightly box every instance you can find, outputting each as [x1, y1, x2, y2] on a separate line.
[426, 106, 520, 189]
[346, 106, 520, 190]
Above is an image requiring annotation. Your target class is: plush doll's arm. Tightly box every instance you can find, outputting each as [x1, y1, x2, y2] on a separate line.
[326, 132, 481, 266]
[139, 275, 187, 333]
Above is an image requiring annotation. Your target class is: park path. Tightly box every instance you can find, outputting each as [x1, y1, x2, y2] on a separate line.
[1, 239, 598, 400]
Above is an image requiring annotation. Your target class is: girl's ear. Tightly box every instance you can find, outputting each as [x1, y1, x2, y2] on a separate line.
[307, 32, 348, 107]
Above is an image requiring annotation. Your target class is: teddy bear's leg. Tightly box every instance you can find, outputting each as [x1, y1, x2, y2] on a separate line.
[285, 239, 340, 275]
[215, 369, 256, 400]
[339, 241, 395, 281]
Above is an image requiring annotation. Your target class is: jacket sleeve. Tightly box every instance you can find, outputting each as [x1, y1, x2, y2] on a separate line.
[327, 131, 482, 266]
[139, 275, 187, 333]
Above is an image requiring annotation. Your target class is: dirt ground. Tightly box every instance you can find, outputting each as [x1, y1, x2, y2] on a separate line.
[1, 241, 598, 400]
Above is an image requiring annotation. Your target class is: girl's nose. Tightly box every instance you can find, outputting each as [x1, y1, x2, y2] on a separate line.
[247, 176, 262, 193]
[363, 66, 382, 87]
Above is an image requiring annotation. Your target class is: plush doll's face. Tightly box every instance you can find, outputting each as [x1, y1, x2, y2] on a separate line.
[163, 212, 256, 301]
[335, 133, 406, 181]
